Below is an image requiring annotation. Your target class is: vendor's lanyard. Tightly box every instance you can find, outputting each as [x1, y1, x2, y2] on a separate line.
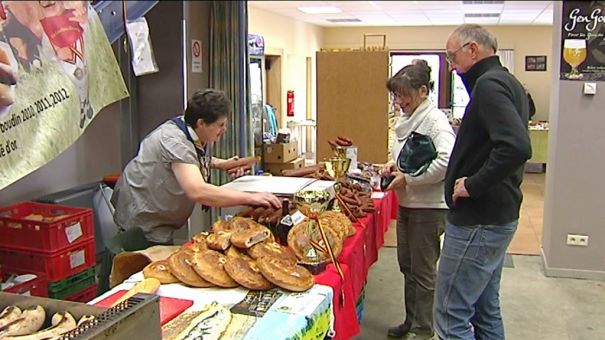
[171, 117, 211, 211]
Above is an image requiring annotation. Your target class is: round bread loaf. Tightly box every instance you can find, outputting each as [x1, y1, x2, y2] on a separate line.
[226, 246, 253, 261]
[191, 250, 238, 288]
[205, 231, 232, 251]
[318, 211, 354, 239]
[229, 216, 256, 232]
[167, 249, 214, 288]
[223, 256, 273, 291]
[189, 240, 208, 253]
[288, 220, 343, 262]
[143, 260, 179, 284]
[211, 219, 231, 233]
[256, 256, 314, 292]
[191, 231, 209, 244]
[230, 225, 271, 249]
[247, 241, 297, 265]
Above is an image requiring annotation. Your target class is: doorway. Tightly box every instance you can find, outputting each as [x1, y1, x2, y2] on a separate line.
[265, 54, 282, 125]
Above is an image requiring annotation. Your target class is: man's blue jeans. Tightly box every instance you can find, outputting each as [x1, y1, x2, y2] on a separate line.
[434, 220, 518, 340]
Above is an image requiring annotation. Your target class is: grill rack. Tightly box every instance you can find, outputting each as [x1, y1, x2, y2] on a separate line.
[58, 294, 159, 340]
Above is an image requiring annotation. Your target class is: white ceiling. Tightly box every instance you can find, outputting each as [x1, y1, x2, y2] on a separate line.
[248, 1, 553, 27]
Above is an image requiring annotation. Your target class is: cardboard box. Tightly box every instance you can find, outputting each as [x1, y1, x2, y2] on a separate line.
[264, 157, 305, 175]
[263, 141, 299, 163]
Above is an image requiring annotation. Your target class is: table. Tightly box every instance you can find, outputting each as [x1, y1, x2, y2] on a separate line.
[529, 129, 548, 164]
[314, 190, 396, 340]
[91, 274, 334, 340]
[95, 191, 396, 340]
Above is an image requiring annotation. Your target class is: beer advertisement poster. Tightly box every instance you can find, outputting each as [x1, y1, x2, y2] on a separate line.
[0, 2, 128, 190]
[560, 1, 605, 80]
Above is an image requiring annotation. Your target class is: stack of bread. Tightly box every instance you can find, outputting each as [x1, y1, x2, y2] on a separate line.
[142, 217, 314, 292]
[287, 210, 355, 264]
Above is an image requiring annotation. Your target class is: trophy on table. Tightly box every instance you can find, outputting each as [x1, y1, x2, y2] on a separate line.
[324, 157, 351, 181]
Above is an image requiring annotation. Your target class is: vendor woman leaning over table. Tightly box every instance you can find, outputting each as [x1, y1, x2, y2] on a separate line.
[380, 62, 455, 340]
[111, 88, 281, 247]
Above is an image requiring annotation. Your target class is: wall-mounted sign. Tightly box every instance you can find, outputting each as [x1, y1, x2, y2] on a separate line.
[248, 34, 264, 57]
[560, 1, 605, 80]
[191, 39, 202, 73]
[525, 56, 547, 71]
[0, 2, 128, 190]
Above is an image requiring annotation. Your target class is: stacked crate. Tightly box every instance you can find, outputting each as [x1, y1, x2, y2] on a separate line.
[262, 141, 304, 175]
[0, 201, 97, 302]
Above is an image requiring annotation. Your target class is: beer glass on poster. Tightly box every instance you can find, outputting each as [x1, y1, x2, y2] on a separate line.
[525, 55, 547, 71]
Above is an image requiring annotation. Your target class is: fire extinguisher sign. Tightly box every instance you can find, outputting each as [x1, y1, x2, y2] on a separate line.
[287, 90, 294, 117]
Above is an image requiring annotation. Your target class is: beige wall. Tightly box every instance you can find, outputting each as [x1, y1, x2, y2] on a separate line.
[248, 7, 324, 127]
[323, 26, 553, 121]
[541, 3, 605, 280]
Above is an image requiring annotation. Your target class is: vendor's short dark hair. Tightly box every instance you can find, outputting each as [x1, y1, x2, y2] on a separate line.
[184, 89, 231, 127]
[386, 61, 434, 96]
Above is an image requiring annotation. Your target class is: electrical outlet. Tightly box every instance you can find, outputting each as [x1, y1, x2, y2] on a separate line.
[566, 234, 589, 247]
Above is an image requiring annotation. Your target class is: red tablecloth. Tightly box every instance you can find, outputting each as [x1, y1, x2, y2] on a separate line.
[337, 223, 367, 300]
[313, 190, 396, 340]
[314, 263, 359, 340]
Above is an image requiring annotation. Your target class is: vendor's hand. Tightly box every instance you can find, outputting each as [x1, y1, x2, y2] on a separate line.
[386, 172, 406, 191]
[250, 192, 281, 209]
[379, 162, 395, 176]
[452, 177, 470, 203]
[227, 165, 251, 179]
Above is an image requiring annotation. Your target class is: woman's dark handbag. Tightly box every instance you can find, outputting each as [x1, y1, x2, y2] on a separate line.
[396, 131, 438, 177]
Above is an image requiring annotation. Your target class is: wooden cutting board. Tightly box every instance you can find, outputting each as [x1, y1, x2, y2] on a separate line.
[94, 290, 193, 325]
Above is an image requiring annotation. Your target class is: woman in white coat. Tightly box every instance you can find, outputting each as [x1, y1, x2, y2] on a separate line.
[382, 61, 455, 340]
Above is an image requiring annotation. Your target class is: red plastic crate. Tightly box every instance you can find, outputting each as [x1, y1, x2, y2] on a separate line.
[0, 201, 94, 253]
[64, 284, 98, 303]
[2, 268, 48, 297]
[0, 239, 96, 282]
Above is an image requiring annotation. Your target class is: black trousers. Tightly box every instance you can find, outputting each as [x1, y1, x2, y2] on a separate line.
[396, 206, 447, 333]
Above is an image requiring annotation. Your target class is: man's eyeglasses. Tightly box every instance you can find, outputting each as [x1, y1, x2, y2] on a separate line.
[446, 42, 470, 65]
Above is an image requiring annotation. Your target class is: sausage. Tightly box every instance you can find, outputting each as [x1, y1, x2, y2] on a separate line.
[220, 156, 260, 171]
[337, 135, 353, 145]
[258, 207, 277, 224]
[336, 136, 352, 147]
[237, 206, 256, 217]
[266, 208, 283, 226]
[327, 139, 338, 148]
[251, 206, 267, 220]
[282, 165, 321, 177]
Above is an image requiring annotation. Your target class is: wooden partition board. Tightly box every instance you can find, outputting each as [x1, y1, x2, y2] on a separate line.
[316, 51, 390, 164]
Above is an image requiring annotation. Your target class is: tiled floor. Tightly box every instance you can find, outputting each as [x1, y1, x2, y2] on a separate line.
[508, 172, 545, 255]
[358, 248, 605, 340]
[382, 172, 546, 255]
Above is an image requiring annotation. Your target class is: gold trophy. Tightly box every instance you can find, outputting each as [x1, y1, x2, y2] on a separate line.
[324, 156, 351, 181]
[333, 146, 347, 158]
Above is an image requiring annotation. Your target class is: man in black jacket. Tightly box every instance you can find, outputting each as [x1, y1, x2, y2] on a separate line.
[434, 24, 532, 340]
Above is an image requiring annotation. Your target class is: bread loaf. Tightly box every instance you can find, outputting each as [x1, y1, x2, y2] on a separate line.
[143, 260, 180, 284]
[257, 257, 314, 292]
[167, 250, 214, 288]
[191, 250, 238, 288]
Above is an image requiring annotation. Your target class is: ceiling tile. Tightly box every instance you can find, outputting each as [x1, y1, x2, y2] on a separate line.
[248, 1, 555, 27]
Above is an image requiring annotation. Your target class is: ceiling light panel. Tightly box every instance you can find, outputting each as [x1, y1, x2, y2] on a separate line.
[502, 1, 552, 10]
[298, 6, 342, 14]
[462, 2, 504, 14]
